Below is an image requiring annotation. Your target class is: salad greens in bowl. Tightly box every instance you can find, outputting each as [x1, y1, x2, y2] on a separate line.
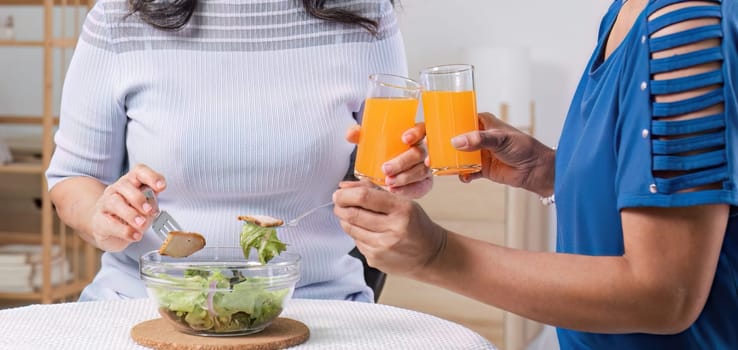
[140, 247, 300, 336]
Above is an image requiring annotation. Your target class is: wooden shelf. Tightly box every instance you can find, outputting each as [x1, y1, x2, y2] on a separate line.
[0, 232, 66, 246]
[0, 291, 42, 301]
[0, 161, 44, 174]
[52, 38, 77, 49]
[0, 280, 90, 301]
[0, 115, 60, 125]
[0, 0, 88, 6]
[1, 0, 95, 305]
[0, 231, 100, 303]
[0, 40, 44, 47]
[0, 143, 45, 175]
[0, 39, 77, 48]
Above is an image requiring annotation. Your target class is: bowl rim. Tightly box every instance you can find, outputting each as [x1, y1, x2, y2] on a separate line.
[140, 248, 301, 265]
[140, 249, 301, 285]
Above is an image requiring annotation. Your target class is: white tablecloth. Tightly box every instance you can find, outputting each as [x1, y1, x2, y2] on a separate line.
[0, 298, 497, 349]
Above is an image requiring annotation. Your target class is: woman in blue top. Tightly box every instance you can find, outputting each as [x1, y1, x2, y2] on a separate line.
[333, 0, 737, 348]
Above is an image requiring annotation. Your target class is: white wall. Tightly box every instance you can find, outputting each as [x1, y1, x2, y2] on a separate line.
[395, 0, 611, 147]
[0, 6, 81, 147]
[395, 0, 611, 245]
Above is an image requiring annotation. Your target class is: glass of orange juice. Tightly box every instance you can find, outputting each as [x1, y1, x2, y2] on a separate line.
[420, 64, 482, 176]
[354, 74, 421, 186]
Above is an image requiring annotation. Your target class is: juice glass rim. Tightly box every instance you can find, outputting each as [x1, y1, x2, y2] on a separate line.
[420, 63, 475, 76]
[369, 73, 421, 92]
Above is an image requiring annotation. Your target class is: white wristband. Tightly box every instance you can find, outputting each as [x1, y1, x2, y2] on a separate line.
[540, 194, 555, 206]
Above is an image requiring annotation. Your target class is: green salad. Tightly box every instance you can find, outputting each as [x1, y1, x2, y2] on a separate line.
[152, 269, 289, 333]
[151, 221, 291, 333]
[240, 222, 287, 264]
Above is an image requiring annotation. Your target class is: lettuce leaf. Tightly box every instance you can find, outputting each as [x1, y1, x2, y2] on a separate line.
[240, 223, 287, 264]
[152, 270, 288, 333]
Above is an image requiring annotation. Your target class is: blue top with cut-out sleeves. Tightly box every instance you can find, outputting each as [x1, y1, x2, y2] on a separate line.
[554, 0, 738, 348]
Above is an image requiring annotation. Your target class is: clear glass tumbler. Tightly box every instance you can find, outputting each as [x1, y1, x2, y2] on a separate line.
[354, 74, 421, 185]
[420, 64, 482, 176]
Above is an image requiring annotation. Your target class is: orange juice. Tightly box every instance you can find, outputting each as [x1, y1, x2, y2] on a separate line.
[354, 97, 419, 185]
[422, 90, 482, 175]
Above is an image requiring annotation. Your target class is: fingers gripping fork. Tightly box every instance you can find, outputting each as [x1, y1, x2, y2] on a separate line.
[142, 186, 183, 241]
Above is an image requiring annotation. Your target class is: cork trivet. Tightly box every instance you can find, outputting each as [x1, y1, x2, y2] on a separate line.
[131, 317, 309, 350]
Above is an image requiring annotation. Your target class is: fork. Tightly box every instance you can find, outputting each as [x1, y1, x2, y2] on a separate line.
[141, 186, 183, 241]
[283, 201, 334, 227]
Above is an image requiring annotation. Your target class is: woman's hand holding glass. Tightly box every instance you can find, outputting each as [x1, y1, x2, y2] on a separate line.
[332, 180, 446, 277]
[90, 164, 166, 252]
[450, 112, 556, 197]
[346, 123, 432, 199]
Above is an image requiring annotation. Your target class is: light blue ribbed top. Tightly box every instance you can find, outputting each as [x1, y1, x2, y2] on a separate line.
[46, 0, 407, 302]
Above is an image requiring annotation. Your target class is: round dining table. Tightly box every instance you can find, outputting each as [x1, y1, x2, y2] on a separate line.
[0, 297, 497, 349]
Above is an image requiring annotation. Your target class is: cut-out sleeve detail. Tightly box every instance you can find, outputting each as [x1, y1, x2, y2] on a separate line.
[652, 89, 723, 117]
[651, 113, 725, 135]
[645, 0, 727, 196]
[648, 6, 722, 33]
[650, 69, 723, 95]
[650, 46, 723, 74]
[649, 24, 722, 51]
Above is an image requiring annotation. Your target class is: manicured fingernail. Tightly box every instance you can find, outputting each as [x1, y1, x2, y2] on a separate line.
[385, 177, 395, 186]
[135, 216, 145, 227]
[156, 180, 166, 190]
[142, 203, 153, 213]
[451, 136, 467, 148]
[382, 163, 394, 175]
[132, 233, 142, 241]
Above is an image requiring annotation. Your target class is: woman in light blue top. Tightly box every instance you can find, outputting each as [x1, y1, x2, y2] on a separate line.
[47, 0, 432, 303]
[333, 0, 738, 348]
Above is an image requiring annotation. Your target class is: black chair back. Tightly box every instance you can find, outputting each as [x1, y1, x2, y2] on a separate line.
[349, 247, 387, 302]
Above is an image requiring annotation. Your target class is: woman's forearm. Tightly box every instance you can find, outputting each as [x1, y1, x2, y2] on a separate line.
[416, 231, 701, 334]
[49, 176, 106, 245]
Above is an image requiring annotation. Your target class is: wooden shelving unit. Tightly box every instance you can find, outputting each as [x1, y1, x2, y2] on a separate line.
[0, 0, 97, 304]
[2, 0, 82, 5]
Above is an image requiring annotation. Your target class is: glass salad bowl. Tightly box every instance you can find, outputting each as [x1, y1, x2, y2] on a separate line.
[140, 247, 301, 336]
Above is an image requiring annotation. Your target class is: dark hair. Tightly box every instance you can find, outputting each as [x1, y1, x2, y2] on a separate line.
[128, 0, 395, 35]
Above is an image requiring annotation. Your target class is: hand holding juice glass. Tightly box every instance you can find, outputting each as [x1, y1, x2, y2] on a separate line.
[354, 74, 422, 185]
[419, 64, 482, 176]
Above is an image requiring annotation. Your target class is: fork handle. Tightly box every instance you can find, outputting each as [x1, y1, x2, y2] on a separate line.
[286, 201, 334, 226]
[141, 185, 160, 214]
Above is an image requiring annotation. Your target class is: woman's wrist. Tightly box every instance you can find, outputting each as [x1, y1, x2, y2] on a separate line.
[411, 224, 450, 281]
[529, 145, 556, 197]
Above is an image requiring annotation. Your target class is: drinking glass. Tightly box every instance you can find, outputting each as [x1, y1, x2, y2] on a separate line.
[420, 64, 482, 176]
[354, 74, 421, 185]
